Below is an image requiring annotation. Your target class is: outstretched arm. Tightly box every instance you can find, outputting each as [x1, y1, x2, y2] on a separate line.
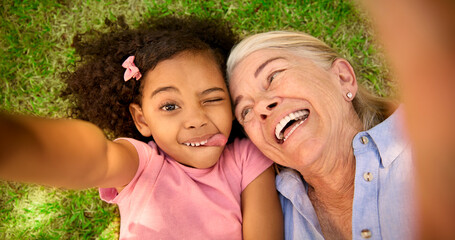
[359, 0, 455, 238]
[0, 113, 138, 189]
[242, 166, 283, 240]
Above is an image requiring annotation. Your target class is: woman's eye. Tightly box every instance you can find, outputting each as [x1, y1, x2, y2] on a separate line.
[241, 108, 252, 120]
[268, 70, 282, 83]
[161, 103, 180, 111]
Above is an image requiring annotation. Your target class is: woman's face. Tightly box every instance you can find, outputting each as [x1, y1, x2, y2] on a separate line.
[229, 49, 357, 171]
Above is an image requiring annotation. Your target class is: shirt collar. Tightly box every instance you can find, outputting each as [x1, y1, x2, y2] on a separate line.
[364, 105, 410, 168]
[276, 168, 323, 234]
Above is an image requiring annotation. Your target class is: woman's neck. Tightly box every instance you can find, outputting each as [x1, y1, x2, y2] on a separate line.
[300, 108, 362, 239]
[301, 130, 358, 197]
[301, 106, 361, 199]
[304, 147, 356, 206]
[304, 146, 356, 239]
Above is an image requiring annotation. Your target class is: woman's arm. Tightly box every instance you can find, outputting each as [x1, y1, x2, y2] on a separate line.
[242, 166, 283, 240]
[359, 1, 455, 238]
[0, 113, 138, 189]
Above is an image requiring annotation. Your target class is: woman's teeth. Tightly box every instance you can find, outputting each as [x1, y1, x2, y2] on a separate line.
[275, 109, 309, 141]
[184, 139, 208, 147]
[283, 120, 304, 142]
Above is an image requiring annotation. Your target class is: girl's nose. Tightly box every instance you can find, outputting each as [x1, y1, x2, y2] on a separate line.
[183, 107, 208, 129]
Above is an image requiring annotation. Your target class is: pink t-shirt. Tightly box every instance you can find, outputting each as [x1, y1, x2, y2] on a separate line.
[99, 138, 273, 239]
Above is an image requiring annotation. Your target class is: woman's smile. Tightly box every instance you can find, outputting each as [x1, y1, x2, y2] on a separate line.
[274, 109, 309, 143]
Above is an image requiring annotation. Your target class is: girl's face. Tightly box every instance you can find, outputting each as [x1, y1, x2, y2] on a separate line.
[130, 51, 233, 168]
[229, 49, 358, 171]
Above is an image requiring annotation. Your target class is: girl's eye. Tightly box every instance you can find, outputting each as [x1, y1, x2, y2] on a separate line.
[204, 98, 224, 104]
[161, 103, 180, 111]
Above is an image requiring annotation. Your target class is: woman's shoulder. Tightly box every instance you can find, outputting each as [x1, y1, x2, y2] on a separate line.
[358, 105, 412, 167]
[365, 105, 408, 142]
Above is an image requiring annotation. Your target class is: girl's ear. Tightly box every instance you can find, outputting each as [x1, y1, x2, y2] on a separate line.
[129, 103, 152, 137]
[330, 58, 358, 101]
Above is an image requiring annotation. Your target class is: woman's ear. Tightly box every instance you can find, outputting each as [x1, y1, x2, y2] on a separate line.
[331, 58, 358, 101]
[129, 103, 152, 137]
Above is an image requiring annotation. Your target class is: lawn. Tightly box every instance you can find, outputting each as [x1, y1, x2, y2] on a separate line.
[0, 0, 390, 239]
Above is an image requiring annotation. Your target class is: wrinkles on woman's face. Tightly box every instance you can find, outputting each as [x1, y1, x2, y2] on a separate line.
[229, 49, 348, 170]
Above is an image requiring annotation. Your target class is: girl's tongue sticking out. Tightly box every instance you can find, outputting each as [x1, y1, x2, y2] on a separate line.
[205, 133, 228, 146]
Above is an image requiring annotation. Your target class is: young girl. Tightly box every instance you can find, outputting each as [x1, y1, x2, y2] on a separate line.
[0, 16, 283, 239]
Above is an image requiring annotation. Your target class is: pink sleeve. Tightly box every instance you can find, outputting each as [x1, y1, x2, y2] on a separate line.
[99, 138, 152, 204]
[236, 138, 274, 190]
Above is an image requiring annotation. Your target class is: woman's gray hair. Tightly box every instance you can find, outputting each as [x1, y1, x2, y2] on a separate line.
[227, 31, 393, 130]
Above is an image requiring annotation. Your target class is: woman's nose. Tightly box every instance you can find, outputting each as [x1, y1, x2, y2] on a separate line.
[255, 97, 280, 120]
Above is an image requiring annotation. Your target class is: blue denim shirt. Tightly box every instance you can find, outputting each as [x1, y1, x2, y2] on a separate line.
[276, 107, 415, 240]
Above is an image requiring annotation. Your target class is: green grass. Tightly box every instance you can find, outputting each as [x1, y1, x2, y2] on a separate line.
[0, 0, 389, 238]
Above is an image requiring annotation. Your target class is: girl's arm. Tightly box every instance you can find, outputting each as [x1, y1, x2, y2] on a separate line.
[0, 113, 138, 189]
[242, 166, 284, 239]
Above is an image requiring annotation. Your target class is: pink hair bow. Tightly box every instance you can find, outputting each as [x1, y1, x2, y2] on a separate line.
[122, 56, 142, 81]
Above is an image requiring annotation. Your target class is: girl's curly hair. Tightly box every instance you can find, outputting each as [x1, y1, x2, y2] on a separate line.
[62, 15, 240, 142]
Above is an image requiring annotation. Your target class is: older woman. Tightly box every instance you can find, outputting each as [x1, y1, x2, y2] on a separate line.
[226, 31, 415, 239]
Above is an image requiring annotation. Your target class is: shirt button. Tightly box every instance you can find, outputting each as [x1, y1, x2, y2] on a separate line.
[363, 172, 373, 182]
[361, 136, 369, 144]
[361, 229, 372, 238]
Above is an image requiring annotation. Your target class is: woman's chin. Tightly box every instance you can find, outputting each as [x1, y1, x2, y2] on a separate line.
[281, 138, 324, 170]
